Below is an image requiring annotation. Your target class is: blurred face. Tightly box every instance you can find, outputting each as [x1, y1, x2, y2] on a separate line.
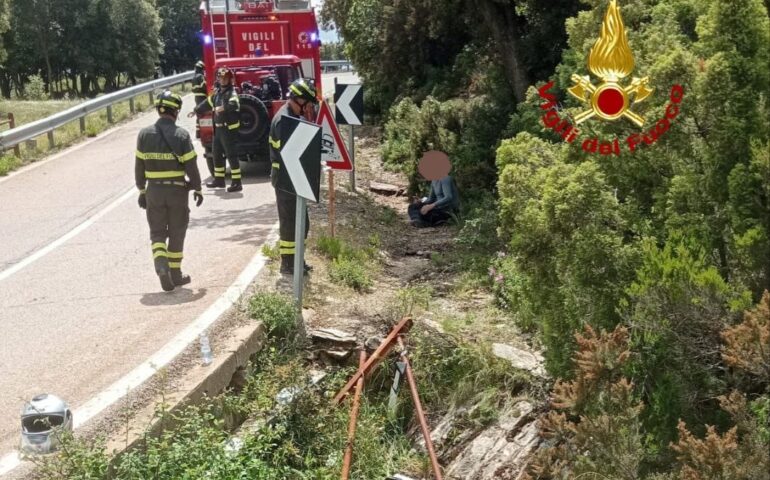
[218, 74, 231, 86]
[418, 151, 452, 180]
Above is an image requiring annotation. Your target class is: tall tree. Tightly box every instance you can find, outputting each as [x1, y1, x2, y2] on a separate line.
[0, 0, 10, 64]
[157, 0, 201, 75]
[106, 0, 162, 87]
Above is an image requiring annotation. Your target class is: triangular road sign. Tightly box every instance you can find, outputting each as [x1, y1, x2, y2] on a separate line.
[278, 114, 322, 202]
[316, 101, 352, 171]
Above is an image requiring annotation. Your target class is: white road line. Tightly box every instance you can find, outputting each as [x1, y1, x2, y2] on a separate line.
[0, 224, 279, 476]
[0, 186, 136, 283]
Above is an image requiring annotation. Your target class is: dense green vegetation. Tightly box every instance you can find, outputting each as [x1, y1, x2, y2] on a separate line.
[325, 0, 770, 477]
[0, 0, 200, 99]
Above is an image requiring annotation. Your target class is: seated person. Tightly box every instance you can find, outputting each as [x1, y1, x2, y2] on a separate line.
[408, 151, 460, 227]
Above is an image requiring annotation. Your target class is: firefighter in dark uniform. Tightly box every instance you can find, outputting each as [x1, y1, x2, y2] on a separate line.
[136, 91, 204, 291]
[269, 78, 318, 275]
[192, 67, 242, 193]
[191, 60, 207, 139]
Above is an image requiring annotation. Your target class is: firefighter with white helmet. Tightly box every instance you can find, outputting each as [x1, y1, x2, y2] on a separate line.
[136, 91, 203, 291]
[269, 78, 318, 275]
[192, 67, 243, 193]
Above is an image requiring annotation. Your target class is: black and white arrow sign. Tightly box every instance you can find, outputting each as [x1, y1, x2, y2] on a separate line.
[278, 115, 322, 202]
[334, 83, 364, 126]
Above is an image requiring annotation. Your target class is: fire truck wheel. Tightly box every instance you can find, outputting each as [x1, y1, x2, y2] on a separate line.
[237, 94, 269, 141]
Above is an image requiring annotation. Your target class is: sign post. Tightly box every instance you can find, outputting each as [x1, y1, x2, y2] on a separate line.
[317, 98, 352, 237]
[277, 114, 322, 315]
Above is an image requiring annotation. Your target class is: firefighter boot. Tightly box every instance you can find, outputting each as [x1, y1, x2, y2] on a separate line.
[280, 255, 293, 275]
[227, 179, 243, 193]
[280, 255, 311, 275]
[206, 178, 226, 189]
[170, 269, 191, 287]
[154, 257, 175, 292]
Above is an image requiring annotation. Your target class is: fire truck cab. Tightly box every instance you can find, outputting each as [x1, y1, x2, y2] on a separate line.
[197, 0, 322, 173]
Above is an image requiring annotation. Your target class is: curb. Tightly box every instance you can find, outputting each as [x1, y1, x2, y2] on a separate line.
[103, 321, 266, 468]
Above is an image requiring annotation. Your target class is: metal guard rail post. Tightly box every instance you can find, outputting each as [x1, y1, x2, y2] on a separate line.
[0, 71, 194, 153]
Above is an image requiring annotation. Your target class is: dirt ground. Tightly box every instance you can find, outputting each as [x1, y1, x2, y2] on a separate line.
[255, 125, 531, 352]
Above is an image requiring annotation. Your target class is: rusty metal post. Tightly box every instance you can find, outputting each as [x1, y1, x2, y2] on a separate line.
[398, 337, 443, 480]
[333, 316, 413, 404]
[341, 350, 367, 480]
[329, 170, 336, 237]
[8, 113, 20, 156]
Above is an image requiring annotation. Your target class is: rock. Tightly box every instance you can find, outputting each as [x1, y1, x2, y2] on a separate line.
[492, 343, 547, 378]
[318, 349, 353, 365]
[309, 328, 358, 349]
[369, 181, 405, 196]
[302, 308, 316, 324]
[444, 401, 539, 480]
[365, 335, 384, 351]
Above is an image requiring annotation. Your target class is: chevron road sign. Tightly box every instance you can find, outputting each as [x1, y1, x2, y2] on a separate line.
[334, 83, 364, 126]
[278, 114, 322, 202]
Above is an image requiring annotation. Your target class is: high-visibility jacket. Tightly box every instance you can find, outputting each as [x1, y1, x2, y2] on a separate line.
[135, 118, 202, 193]
[268, 102, 301, 191]
[192, 72, 207, 104]
[194, 86, 240, 131]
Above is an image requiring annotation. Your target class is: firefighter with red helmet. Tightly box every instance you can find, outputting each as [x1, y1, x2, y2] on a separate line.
[191, 67, 242, 193]
[136, 91, 203, 291]
[269, 78, 318, 275]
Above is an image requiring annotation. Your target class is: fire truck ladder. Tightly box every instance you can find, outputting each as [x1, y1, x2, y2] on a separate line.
[207, 0, 233, 59]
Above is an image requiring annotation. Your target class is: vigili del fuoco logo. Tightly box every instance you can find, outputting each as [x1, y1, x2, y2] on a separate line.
[538, 0, 684, 155]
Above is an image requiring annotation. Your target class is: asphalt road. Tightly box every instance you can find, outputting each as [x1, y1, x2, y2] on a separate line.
[0, 95, 277, 464]
[0, 72, 358, 471]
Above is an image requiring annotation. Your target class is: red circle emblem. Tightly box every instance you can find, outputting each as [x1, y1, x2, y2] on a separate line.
[597, 87, 625, 116]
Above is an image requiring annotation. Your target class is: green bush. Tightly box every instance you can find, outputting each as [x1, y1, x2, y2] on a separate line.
[328, 256, 373, 292]
[0, 154, 21, 176]
[260, 242, 280, 261]
[248, 292, 298, 341]
[24, 74, 49, 101]
[314, 235, 343, 260]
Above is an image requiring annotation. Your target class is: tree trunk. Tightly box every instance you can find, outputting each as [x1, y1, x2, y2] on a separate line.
[475, 0, 531, 104]
[0, 73, 11, 99]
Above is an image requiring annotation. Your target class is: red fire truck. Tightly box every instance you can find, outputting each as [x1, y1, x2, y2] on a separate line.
[196, 0, 322, 174]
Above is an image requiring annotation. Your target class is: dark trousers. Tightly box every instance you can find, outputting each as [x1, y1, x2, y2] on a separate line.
[275, 188, 309, 257]
[212, 127, 241, 181]
[408, 202, 453, 227]
[146, 185, 190, 271]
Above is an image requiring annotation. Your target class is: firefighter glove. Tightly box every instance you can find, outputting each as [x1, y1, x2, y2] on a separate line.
[138, 193, 147, 210]
[194, 191, 204, 207]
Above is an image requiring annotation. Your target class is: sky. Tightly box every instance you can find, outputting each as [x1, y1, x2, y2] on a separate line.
[311, 0, 340, 43]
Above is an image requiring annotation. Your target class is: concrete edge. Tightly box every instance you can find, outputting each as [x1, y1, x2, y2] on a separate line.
[103, 321, 266, 464]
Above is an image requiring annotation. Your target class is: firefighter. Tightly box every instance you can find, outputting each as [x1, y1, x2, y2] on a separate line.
[269, 78, 318, 275]
[191, 60, 207, 140]
[136, 91, 204, 292]
[191, 67, 242, 193]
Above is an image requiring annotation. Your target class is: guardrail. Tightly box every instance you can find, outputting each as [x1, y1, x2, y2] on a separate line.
[0, 71, 194, 154]
[321, 60, 353, 72]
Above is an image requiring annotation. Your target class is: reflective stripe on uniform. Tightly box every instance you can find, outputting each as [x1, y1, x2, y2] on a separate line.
[159, 99, 181, 109]
[279, 240, 296, 255]
[269, 137, 281, 149]
[227, 122, 240, 130]
[145, 171, 185, 179]
[137, 152, 178, 161]
[231, 168, 242, 180]
[153, 250, 168, 258]
[169, 262, 182, 268]
[207, 96, 214, 107]
[152, 242, 167, 251]
[178, 150, 196, 163]
[271, 162, 280, 169]
[167, 251, 183, 259]
[214, 166, 226, 178]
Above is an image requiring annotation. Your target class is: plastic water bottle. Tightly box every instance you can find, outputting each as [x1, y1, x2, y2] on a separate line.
[200, 333, 213, 365]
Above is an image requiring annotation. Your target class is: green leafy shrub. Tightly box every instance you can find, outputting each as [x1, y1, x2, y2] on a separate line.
[328, 256, 373, 292]
[0, 154, 21, 176]
[260, 242, 279, 261]
[314, 235, 343, 260]
[24, 74, 49, 100]
[248, 292, 297, 341]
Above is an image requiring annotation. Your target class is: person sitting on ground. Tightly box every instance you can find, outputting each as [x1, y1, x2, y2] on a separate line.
[408, 151, 460, 228]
